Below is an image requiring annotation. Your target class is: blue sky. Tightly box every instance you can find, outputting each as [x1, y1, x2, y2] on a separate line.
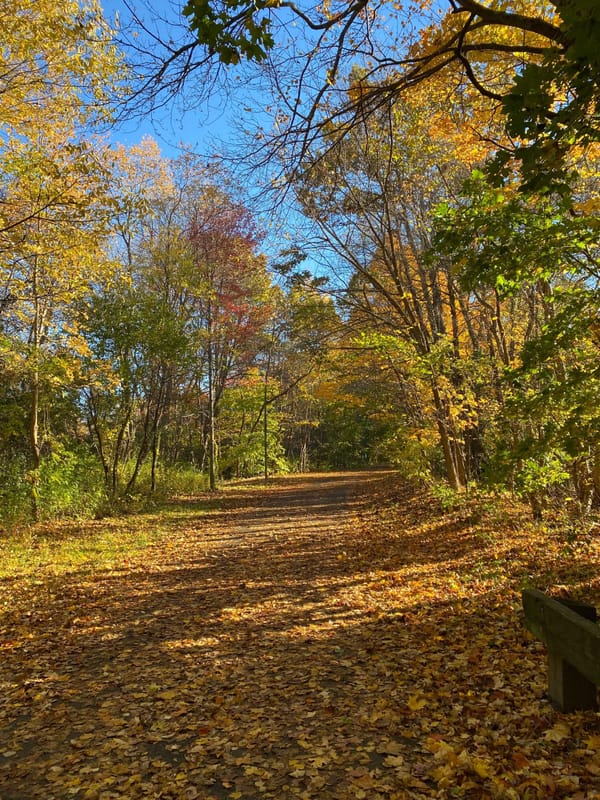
[101, 0, 239, 160]
[99, 0, 309, 267]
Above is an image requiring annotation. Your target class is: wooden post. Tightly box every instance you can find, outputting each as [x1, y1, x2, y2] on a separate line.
[547, 650, 597, 712]
[548, 599, 598, 712]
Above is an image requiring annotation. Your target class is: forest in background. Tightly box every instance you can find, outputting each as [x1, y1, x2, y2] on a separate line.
[1, 0, 599, 527]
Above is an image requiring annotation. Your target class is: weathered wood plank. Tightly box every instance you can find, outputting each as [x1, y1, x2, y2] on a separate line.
[522, 588, 600, 710]
[555, 597, 598, 622]
[522, 589, 600, 684]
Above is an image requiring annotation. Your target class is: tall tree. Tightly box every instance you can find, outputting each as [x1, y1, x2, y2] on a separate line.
[1, 135, 117, 514]
[432, 167, 600, 512]
[0, 0, 122, 233]
[258, 269, 340, 473]
[82, 145, 274, 495]
[184, 184, 274, 488]
[0, 0, 122, 517]
[293, 87, 502, 486]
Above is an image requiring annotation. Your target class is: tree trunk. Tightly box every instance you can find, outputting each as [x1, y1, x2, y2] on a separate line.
[263, 350, 272, 482]
[207, 341, 217, 491]
[432, 383, 464, 491]
[151, 431, 160, 494]
[299, 439, 308, 473]
[29, 259, 41, 522]
[264, 383, 269, 482]
[29, 371, 41, 522]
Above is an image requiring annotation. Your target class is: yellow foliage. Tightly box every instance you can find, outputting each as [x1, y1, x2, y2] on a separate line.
[0, 0, 123, 397]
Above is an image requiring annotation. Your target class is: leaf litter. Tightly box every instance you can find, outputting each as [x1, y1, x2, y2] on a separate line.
[1, 471, 600, 799]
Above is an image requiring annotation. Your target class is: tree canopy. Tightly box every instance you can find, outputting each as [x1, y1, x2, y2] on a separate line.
[0, 0, 599, 524]
[124, 0, 599, 192]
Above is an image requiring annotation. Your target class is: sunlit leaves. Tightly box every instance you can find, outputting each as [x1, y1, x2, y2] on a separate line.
[0, 0, 125, 514]
[1, 472, 599, 797]
[0, 0, 122, 135]
[432, 166, 600, 510]
[79, 144, 279, 496]
[495, 0, 600, 195]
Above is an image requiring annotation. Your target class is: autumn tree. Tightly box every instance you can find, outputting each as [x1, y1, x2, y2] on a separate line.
[217, 369, 288, 479]
[82, 276, 194, 499]
[432, 167, 600, 513]
[0, 0, 121, 233]
[80, 144, 277, 496]
[118, 0, 598, 191]
[80, 139, 197, 499]
[291, 84, 507, 487]
[183, 183, 274, 489]
[258, 266, 341, 473]
[0, 0, 123, 519]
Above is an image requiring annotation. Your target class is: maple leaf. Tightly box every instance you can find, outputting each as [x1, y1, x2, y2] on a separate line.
[407, 692, 428, 711]
[545, 722, 571, 743]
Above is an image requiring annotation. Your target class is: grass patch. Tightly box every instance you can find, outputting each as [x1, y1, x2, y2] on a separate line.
[0, 519, 166, 579]
[0, 477, 273, 580]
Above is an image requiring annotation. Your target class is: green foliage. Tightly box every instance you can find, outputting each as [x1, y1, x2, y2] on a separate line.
[121, 462, 209, 501]
[485, 441, 572, 519]
[377, 427, 436, 481]
[219, 379, 289, 478]
[514, 452, 570, 500]
[0, 456, 31, 529]
[429, 482, 466, 513]
[0, 447, 107, 528]
[37, 446, 107, 519]
[494, 0, 600, 196]
[431, 167, 600, 511]
[81, 272, 196, 497]
[432, 172, 599, 294]
[314, 401, 393, 470]
[0, 385, 27, 458]
[183, 0, 274, 64]
[221, 435, 289, 478]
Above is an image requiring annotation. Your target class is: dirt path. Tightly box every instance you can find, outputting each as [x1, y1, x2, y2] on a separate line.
[2, 471, 599, 799]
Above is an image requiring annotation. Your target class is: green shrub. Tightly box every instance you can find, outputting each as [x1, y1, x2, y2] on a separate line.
[0, 447, 107, 528]
[129, 462, 210, 499]
[0, 455, 30, 528]
[37, 445, 107, 519]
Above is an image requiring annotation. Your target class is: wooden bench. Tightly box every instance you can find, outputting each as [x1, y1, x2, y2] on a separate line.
[522, 588, 600, 712]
